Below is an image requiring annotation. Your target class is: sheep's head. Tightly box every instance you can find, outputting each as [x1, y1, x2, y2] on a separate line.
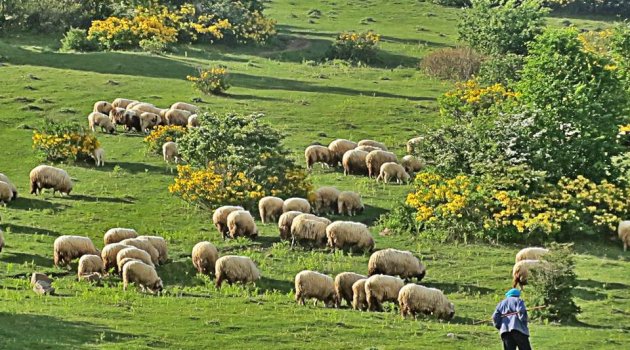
[152, 279, 164, 292]
[402, 171, 411, 183]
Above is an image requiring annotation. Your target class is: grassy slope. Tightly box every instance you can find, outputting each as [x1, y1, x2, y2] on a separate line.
[0, 1, 628, 349]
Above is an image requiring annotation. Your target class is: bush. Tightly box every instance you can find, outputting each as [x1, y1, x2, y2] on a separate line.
[438, 80, 519, 121]
[197, 0, 276, 45]
[545, 0, 630, 17]
[432, 0, 471, 7]
[187, 66, 231, 95]
[420, 47, 483, 81]
[477, 53, 524, 86]
[32, 119, 100, 162]
[139, 38, 168, 54]
[143, 125, 188, 154]
[327, 31, 381, 64]
[60, 28, 100, 52]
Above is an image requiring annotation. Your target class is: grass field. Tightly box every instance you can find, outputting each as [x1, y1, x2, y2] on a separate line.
[0, 1, 629, 349]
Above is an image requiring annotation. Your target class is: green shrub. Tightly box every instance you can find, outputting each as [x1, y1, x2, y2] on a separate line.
[432, 0, 471, 7]
[139, 38, 168, 54]
[187, 66, 231, 95]
[32, 119, 100, 162]
[420, 47, 483, 81]
[143, 125, 188, 155]
[477, 53, 524, 86]
[60, 28, 100, 52]
[326, 31, 381, 64]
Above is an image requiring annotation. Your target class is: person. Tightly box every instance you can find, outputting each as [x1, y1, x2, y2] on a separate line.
[492, 288, 532, 350]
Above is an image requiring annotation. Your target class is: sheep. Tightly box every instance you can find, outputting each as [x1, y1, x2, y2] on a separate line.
[352, 278, 368, 311]
[104, 228, 138, 245]
[258, 196, 284, 224]
[334, 272, 366, 308]
[187, 114, 200, 128]
[212, 206, 244, 239]
[342, 149, 369, 176]
[137, 235, 168, 264]
[53, 235, 99, 267]
[111, 98, 135, 109]
[512, 259, 543, 290]
[91, 147, 105, 167]
[364, 274, 405, 312]
[294, 270, 336, 307]
[88, 112, 115, 134]
[368, 249, 426, 281]
[93, 101, 113, 115]
[0, 173, 18, 200]
[401, 155, 423, 174]
[116, 247, 154, 272]
[164, 109, 191, 127]
[101, 243, 130, 272]
[109, 107, 127, 128]
[122, 109, 142, 132]
[125, 101, 147, 110]
[337, 191, 364, 216]
[123, 260, 163, 293]
[398, 284, 455, 320]
[140, 112, 162, 133]
[355, 145, 380, 153]
[77, 254, 105, 279]
[171, 102, 199, 114]
[294, 213, 331, 225]
[278, 211, 303, 240]
[304, 145, 332, 169]
[283, 197, 311, 213]
[311, 187, 340, 215]
[119, 238, 160, 265]
[358, 139, 388, 151]
[192, 241, 219, 275]
[328, 139, 358, 165]
[326, 221, 374, 253]
[515, 247, 549, 263]
[131, 103, 164, 116]
[407, 136, 424, 155]
[366, 150, 398, 178]
[619, 221, 630, 252]
[376, 162, 410, 184]
[290, 215, 329, 248]
[227, 210, 258, 239]
[29, 165, 73, 196]
[162, 141, 179, 164]
[0, 181, 13, 205]
[215, 255, 261, 288]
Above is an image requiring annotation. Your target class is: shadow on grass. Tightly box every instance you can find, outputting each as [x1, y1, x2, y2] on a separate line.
[573, 287, 608, 301]
[0, 251, 52, 267]
[3, 223, 63, 237]
[8, 197, 69, 211]
[104, 161, 170, 175]
[158, 260, 204, 288]
[256, 276, 294, 294]
[64, 194, 134, 204]
[578, 278, 629, 290]
[425, 282, 494, 296]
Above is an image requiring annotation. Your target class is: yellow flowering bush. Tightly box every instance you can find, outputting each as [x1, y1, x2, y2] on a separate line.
[439, 80, 519, 120]
[144, 125, 188, 154]
[32, 120, 100, 162]
[327, 31, 381, 63]
[187, 67, 230, 95]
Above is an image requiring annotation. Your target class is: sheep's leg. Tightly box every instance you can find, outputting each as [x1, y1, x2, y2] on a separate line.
[624, 242, 627, 252]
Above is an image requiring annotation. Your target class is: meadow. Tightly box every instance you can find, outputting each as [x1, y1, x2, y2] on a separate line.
[0, 1, 628, 349]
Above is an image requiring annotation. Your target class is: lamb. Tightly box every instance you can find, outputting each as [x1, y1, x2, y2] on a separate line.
[366, 150, 398, 178]
[77, 254, 105, 279]
[337, 191, 364, 216]
[401, 155, 423, 174]
[358, 139, 388, 151]
[116, 247, 154, 272]
[258, 196, 284, 224]
[29, 165, 73, 196]
[187, 114, 200, 128]
[101, 243, 130, 272]
[398, 284, 455, 320]
[212, 206, 244, 239]
[131, 103, 164, 116]
[103, 228, 138, 245]
[0, 173, 18, 200]
[227, 210, 258, 239]
[119, 238, 160, 265]
[326, 221, 374, 253]
[278, 211, 303, 240]
[0, 181, 13, 205]
[334, 272, 366, 308]
[352, 278, 368, 311]
[111, 98, 135, 109]
[364, 274, 405, 312]
[192, 241, 219, 275]
[304, 145, 332, 169]
[122, 260, 163, 293]
[294, 270, 336, 307]
[140, 112, 162, 133]
[312, 186, 340, 215]
[122, 109, 142, 132]
[328, 139, 358, 165]
[290, 215, 329, 248]
[619, 221, 630, 252]
[162, 141, 179, 164]
[93, 101, 113, 115]
[368, 249, 426, 281]
[355, 145, 380, 153]
[88, 112, 115, 134]
[376, 162, 410, 184]
[515, 247, 549, 263]
[53, 235, 99, 267]
[215, 255, 261, 288]
[406, 136, 423, 155]
[164, 109, 191, 127]
[283, 197, 311, 213]
[91, 147, 105, 167]
[342, 149, 369, 176]
[171, 102, 199, 114]
[512, 259, 542, 290]
[137, 235, 168, 264]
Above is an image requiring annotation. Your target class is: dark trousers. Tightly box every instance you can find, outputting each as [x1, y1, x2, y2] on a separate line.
[501, 330, 532, 350]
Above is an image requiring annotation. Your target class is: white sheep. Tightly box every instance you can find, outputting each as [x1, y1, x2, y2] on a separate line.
[131, 103, 164, 116]
[125, 101, 146, 110]
[294, 270, 336, 307]
[515, 247, 549, 263]
[0, 173, 18, 200]
[512, 259, 543, 290]
[342, 149, 369, 176]
[368, 249, 426, 281]
[312, 186, 340, 215]
[278, 211, 303, 240]
[213, 206, 244, 239]
[366, 150, 398, 178]
[162, 141, 179, 164]
[137, 235, 168, 264]
[88, 112, 115, 134]
[93, 101, 113, 115]
[377, 162, 410, 184]
[0, 181, 13, 205]
[258, 196, 284, 224]
[187, 114, 200, 128]
[283, 197, 311, 213]
[227, 210, 258, 239]
[618, 221, 630, 252]
[401, 155, 423, 174]
[192, 241, 219, 275]
[111, 98, 136, 109]
[29, 165, 73, 196]
[364, 274, 405, 312]
[304, 145, 332, 169]
[290, 215, 329, 248]
[398, 284, 455, 320]
[337, 191, 364, 216]
[328, 139, 357, 165]
[407, 136, 424, 155]
[116, 247, 154, 272]
[53, 235, 99, 267]
[77, 254, 105, 279]
[326, 221, 374, 253]
[334, 272, 366, 308]
[355, 145, 380, 153]
[103, 228, 138, 245]
[171, 102, 199, 114]
[122, 260, 163, 293]
[109, 107, 127, 128]
[119, 238, 160, 265]
[91, 147, 105, 167]
[358, 139, 388, 151]
[101, 243, 130, 272]
[140, 112, 162, 133]
[164, 109, 191, 127]
[352, 278, 368, 311]
[215, 255, 261, 288]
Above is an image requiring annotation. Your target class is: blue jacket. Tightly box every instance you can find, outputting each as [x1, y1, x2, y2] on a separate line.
[492, 297, 529, 336]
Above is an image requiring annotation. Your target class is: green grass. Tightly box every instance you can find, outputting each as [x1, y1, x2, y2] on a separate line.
[0, 1, 629, 349]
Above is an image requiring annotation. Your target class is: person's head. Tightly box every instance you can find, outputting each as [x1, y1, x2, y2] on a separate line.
[505, 288, 521, 298]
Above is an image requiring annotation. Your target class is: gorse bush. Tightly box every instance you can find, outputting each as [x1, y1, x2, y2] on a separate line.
[139, 37, 168, 53]
[187, 66, 231, 95]
[327, 31, 381, 64]
[144, 125, 188, 154]
[438, 80, 519, 120]
[60, 27, 100, 52]
[420, 47, 483, 81]
[32, 120, 100, 162]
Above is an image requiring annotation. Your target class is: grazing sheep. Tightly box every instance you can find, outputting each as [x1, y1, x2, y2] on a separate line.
[123, 260, 163, 293]
[88, 112, 115, 134]
[215, 255, 261, 288]
[91, 147, 105, 167]
[53, 235, 99, 267]
[187, 114, 200, 128]
[171, 102, 199, 114]
[355, 145, 380, 153]
[93, 101, 113, 115]
[258, 196, 284, 224]
[77, 254, 105, 278]
[512, 259, 542, 290]
[29, 165, 73, 196]
[109, 107, 127, 128]
[227, 210, 258, 239]
[164, 109, 191, 127]
[352, 278, 368, 311]
[122, 109, 142, 132]
[618, 221, 630, 251]
[311, 187, 340, 215]
[278, 211, 303, 240]
[125, 101, 145, 109]
[294, 213, 331, 225]
[283, 197, 311, 213]
[328, 139, 358, 165]
[213, 206, 244, 239]
[407, 136, 423, 155]
[515, 247, 549, 263]
[119, 238, 160, 265]
[104, 228, 138, 245]
[294, 270, 336, 307]
[116, 247, 154, 272]
[326, 221, 374, 253]
[0, 173, 18, 200]
[368, 249, 426, 281]
[101, 243, 130, 272]
[111, 98, 135, 109]
[0, 181, 13, 205]
[162, 141, 179, 164]
[137, 235, 168, 264]
[342, 149, 369, 176]
[304, 145, 332, 169]
[364, 274, 405, 312]
[398, 284, 455, 320]
[334, 272, 367, 308]
[401, 155, 423, 174]
[139, 112, 162, 133]
[131, 103, 164, 116]
[290, 215, 329, 248]
[366, 150, 398, 178]
[337, 191, 364, 216]
[377, 162, 410, 184]
[358, 139, 388, 151]
[192, 241, 219, 275]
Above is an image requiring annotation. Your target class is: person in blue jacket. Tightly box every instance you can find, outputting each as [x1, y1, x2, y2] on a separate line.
[492, 288, 532, 350]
